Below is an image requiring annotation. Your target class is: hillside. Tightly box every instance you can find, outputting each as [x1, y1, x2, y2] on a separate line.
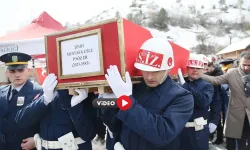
[78, 0, 250, 55]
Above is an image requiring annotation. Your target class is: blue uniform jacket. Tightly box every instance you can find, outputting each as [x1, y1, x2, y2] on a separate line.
[0, 80, 42, 150]
[16, 89, 98, 150]
[103, 76, 194, 150]
[180, 78, 214, 150]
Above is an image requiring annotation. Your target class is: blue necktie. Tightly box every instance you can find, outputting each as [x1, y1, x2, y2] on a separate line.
[9, 89, 18, 100]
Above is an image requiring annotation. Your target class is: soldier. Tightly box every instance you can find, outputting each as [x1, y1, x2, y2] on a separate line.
[178, 53, 214, 150]
[199, 54, 209, 73]
[16, 74, 98, 150]
[102, 38, 194, 150]
[0, 52, 42, 150]
[219, 59, 234, 72]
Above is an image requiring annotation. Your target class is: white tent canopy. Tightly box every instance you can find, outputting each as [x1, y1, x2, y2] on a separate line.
[0, 38, 46, 68]
[216, 37, 250, 55]
[0, 38, 45, 56]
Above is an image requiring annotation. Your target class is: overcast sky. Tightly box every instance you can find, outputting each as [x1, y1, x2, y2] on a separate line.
[0, 0, 133, 36]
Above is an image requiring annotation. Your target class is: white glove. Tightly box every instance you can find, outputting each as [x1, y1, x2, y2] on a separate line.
[209, 123, 217, 133]
[34, 134, 42, 150]
[105, 65, 132, 98]
[71, 89, 88, 107]
[177, 68, 185, 85]
[42, 74, 58, 105]
[99, 93, 117, 98]
[114, 142, 125, 150]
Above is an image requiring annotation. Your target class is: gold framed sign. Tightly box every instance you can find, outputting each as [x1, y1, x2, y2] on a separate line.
[56, 29, 104, 79]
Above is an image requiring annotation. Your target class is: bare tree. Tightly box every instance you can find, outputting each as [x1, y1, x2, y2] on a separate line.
[228, 30, 238, 44]
[115, 11, 121, 18]
[64, 22, 71, 29]
[188, 5, 196, 16]
[127, 13, 133, 21]
[130, 0, 137, 7]
[146, 1, 159, 11]
[237, 0, 244, 9]
[196, 12, 212, 27]
[213, 5, 216, 9]
[176, 0, 181, 3]
[219, 0, 226, 6]
[196, 32, 209, 45]
[126, 11, 143, 26]
[188, 5, 197, 24]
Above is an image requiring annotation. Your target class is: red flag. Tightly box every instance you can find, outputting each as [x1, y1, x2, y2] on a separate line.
[36, 68, 46, 84]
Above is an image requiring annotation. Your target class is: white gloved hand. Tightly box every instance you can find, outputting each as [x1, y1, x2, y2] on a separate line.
[105, 65, 132, 98]
[177, 68, 185, 85]
[114, 142, 125, 150]
[209, 123, 217, 133]
[42, 74, 58, 105]
[99, 93, 117, 98]
[71, 89, 88, 107]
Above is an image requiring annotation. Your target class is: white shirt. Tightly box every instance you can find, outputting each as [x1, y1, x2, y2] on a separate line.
[9, 82, 26, 100]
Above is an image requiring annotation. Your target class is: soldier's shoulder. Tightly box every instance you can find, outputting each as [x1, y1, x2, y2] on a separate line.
[170, 80, 192, 95]
[201, 79, 212, 85]
[0, 84, 9, 90]
[199, 79, 213, 90]
[30, 81, 42, 91]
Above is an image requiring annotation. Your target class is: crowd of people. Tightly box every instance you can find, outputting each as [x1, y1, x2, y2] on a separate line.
[0, 38, 249, 150]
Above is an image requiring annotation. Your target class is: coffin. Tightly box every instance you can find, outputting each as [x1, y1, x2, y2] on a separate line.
[45, 18, 189, 92]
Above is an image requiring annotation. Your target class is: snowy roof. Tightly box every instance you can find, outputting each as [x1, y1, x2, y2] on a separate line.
[216, 37, 250, 55]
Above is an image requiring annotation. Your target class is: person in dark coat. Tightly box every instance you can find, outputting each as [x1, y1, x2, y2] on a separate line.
[0, 52, 43, 150]
[206, 62, 224, 144]
[102, 38, 194, 150]
[178, 53, 214, 150]
[16, 74, 98, 150]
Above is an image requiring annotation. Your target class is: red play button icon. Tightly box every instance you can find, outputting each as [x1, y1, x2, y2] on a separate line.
[117, 95, 132, 110]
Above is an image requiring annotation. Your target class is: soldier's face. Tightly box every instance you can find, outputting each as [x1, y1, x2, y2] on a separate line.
[187, 67, 203, 80]
[6, 68, 30, 87]
[207, 66, 214, 73]
[142, 70, 168, 87]
[240, 58, 250, 74]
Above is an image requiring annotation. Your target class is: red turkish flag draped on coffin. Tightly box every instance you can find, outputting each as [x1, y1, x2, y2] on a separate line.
[168, 41, 190, 76]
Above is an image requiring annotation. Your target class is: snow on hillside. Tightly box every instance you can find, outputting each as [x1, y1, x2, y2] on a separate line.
[85, 0, 250, 53]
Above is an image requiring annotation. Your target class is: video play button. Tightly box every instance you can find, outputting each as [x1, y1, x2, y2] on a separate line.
[117, 95, 132, 110]
[122, 100, 128, 107]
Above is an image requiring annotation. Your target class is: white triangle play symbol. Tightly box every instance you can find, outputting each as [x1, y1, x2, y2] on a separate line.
[122, 100, 128, 107]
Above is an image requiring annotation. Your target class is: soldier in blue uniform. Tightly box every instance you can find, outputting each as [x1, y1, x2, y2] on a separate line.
[102, 38, 194, 150]
[0, 52, 42, 150]
[178, 53, 214, 150]
[16, 73, 98, 150]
